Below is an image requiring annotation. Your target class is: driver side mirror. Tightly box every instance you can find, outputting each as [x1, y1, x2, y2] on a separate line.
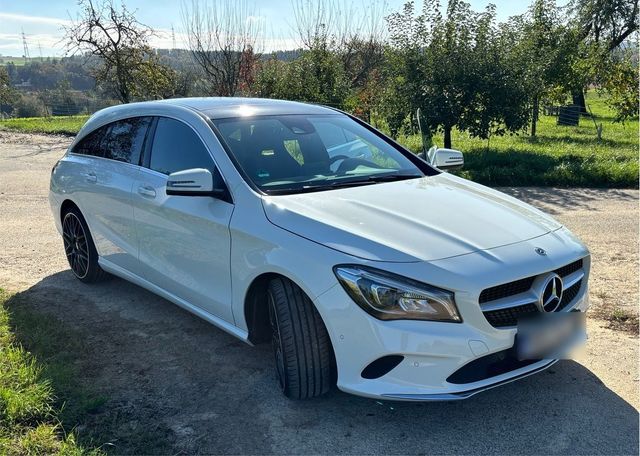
[418, 147, 464, 171]
[166, 168, 227, 198]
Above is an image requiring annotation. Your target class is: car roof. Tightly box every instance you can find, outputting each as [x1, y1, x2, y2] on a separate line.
[156, 97, 339, 119]
[76, 98, 341, 142]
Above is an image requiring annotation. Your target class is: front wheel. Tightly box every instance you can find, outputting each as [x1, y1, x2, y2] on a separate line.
[267, 277, 334, 399]
[62, 207, 108, 283]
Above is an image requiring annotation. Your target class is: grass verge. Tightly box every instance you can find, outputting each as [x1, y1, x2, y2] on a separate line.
[0, 116, 89, 136]
[0, 289, 103, 455]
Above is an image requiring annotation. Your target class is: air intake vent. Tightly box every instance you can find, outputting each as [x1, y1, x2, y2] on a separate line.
[361, 355, 404, 379]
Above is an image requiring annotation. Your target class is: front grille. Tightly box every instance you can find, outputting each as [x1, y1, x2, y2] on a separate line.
[484, 280, 582, 327]
[479, 259, 583, 304]
[479, 277, 535, 304]
[480, 258, 585, 328]
[555, 259, 584, 278]
[484, 303, 539, 327]
[557, 279, 582, 311]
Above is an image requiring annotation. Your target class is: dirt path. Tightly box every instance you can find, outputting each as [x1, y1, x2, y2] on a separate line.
[1, 131, 638, 455]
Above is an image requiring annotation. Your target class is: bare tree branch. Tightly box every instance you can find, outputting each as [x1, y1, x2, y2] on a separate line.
[291, 0, 386, 87]
[64, 0, 158, 103]
[181, 0, 262, 96]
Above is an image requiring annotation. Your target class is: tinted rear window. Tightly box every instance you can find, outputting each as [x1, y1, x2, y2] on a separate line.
[73, 117, 151, 165]
[103, 117, 151, 164]
[72, 125, 109, 157]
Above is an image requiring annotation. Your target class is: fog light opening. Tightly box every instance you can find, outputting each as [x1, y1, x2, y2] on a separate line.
[361, 355, 404, 379]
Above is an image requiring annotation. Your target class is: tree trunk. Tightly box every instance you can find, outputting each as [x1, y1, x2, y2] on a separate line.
[531, 95, 539, 138]
[115, 54, 130, 104]
[443, 125, 452, 149]
[572, 90, 587, 115]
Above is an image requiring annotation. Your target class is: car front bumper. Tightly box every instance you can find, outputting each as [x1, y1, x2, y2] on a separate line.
[313, 229, 590, 401]
[317, 281, 588, 401]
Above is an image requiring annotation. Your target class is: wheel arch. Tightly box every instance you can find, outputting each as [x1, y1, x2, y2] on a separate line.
[244, 272, 285, 344]
[243, 272, 334, 351]
[60, 199, 80, 219]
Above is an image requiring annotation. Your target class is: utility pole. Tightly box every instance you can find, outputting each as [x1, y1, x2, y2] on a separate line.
[38, 41, 43, 61]
[171, 25, 176, 53]
[21, 28, 30, 60]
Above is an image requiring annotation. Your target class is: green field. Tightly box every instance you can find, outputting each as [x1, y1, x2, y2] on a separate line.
[0, 57, 29, 66]
[0, 92, 637, 187]
[397, 92, 638, 188]
[0, 290, 102, 455]
[0, 116, 89, 136]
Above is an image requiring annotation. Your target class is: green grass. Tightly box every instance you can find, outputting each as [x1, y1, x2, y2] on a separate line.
[0, 289, 103, 455]
[396, 91, 638, 188]
[0, 116, 89, 136]
[0, 57, 28, 66]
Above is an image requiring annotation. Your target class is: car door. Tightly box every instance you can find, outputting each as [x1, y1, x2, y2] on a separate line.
[69, 117, 152, 273]
[132, 116, 235, 323]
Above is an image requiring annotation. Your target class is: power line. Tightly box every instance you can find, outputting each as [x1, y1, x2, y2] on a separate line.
[21, 28, 30, 60]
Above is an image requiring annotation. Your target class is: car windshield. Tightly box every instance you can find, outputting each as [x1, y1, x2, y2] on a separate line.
[211, 114, 424, 194]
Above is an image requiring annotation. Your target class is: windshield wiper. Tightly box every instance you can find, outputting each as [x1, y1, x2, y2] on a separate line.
[264, 179, 373, 195]
[264, 174, 423, 195]
[365, 173, 423, 183]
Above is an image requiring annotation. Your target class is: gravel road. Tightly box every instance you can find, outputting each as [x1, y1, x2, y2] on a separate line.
[0, 131, 638, 455]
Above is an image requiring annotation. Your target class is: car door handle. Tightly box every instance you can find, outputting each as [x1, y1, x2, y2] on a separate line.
[137, 185, 156, 198]
[84, 172, 97, 183]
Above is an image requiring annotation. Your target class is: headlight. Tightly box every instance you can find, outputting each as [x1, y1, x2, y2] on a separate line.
[334, 265, 461, 322]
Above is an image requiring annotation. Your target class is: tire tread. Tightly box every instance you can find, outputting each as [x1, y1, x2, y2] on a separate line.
[269, 277, 333, 399]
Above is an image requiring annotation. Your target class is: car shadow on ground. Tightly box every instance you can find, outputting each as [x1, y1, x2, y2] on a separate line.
[6, 271, 639, 455]
[500, 186, 637, 215]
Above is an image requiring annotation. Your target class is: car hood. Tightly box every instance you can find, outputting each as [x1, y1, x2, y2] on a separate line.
[261, 173, 562, 263]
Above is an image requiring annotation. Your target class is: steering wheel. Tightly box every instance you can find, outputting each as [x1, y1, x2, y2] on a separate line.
[336, 157, 385, 175]
[329, 155, 350, 165]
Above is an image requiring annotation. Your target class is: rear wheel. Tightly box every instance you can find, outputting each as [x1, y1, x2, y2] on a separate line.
[62, 208, 108, 283]
[267, 277, 334, 399]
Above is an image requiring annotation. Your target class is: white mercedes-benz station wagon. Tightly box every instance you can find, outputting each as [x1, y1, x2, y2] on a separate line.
[49, 98, 590, 401]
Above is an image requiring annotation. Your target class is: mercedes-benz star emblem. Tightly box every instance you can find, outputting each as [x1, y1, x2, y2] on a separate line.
[539, 274, 564, 312]
[535, 247, 547, 256]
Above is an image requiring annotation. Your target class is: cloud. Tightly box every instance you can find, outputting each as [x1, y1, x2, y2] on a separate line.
[246, 15, 266, 25]
[0, 12, 71, 26]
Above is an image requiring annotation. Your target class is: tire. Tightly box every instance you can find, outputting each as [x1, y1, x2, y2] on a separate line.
[267, 277, 334, 399]
[61, 207, 109, 283]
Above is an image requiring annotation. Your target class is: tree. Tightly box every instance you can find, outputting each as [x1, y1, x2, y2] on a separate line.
[64, 0, 175, 103]
[458, 5, 531, 140]
[512, 0, 574, 137]
[569, 0, 638, 111]
[0, 66, 17, 115]
[571, 0, 639, 50]
[255, 47, 350, 108]
[597, 46, 639, 121]
[385, 0, 531, 148]
[291, 0, 386, 118]
[181, 0, 260, 96]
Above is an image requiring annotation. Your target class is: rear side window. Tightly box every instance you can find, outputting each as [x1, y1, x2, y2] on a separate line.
[103, 117, 152, 164]
[72, 125, 109, 157]
[149, 117, 213, 175]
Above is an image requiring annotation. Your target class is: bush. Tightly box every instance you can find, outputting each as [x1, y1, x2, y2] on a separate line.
[14, 94, 48, 118]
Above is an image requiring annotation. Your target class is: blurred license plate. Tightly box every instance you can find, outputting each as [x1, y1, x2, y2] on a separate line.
[517, 312, 586, 360]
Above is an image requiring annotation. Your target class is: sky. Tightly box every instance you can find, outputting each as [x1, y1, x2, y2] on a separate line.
[0, 0, 569, 58]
